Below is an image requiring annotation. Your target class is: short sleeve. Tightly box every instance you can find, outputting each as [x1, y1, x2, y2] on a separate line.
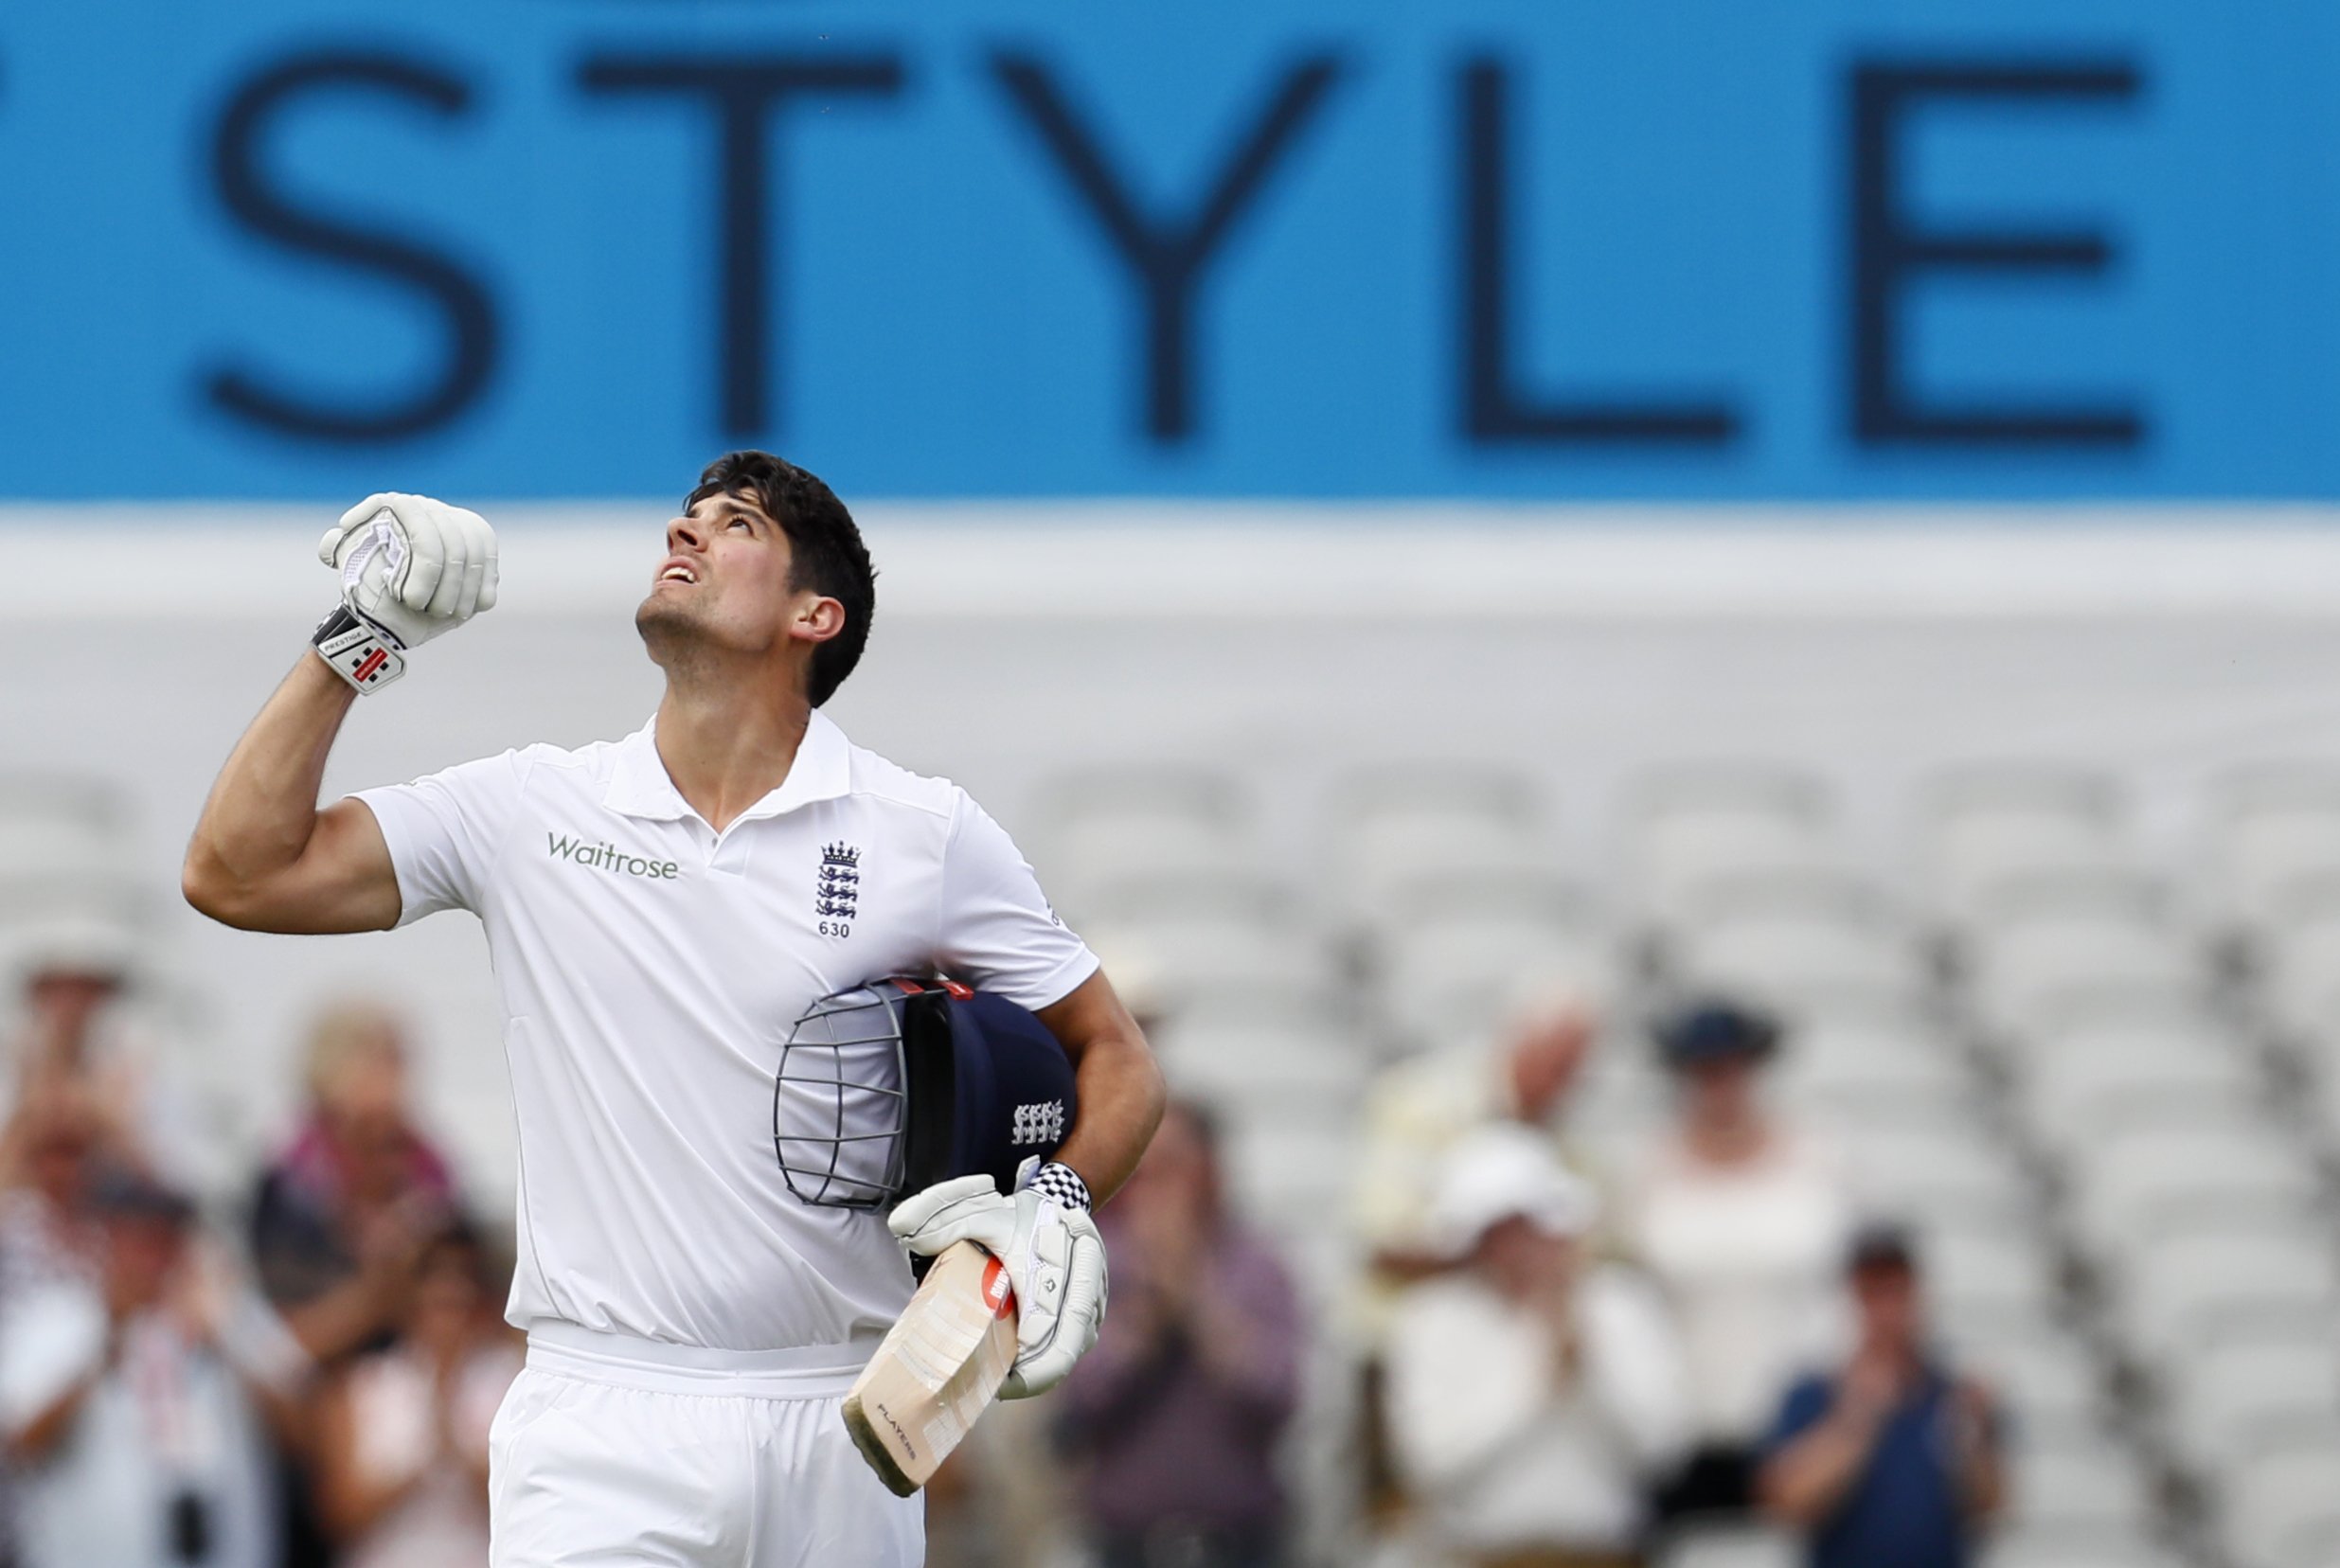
[1762, 1372, 1835, 1458]
[352, 750, 534, 925]
[935, 792, 1099, 1011]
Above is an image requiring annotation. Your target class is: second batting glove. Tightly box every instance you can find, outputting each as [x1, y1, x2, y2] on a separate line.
[888, 1162, 1107, 1399]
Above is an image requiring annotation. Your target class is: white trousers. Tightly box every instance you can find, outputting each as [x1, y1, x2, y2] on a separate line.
[489, 1324, 924, 1568]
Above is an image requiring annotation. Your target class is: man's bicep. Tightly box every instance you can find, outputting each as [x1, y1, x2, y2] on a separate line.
[276, 798, 404, 934]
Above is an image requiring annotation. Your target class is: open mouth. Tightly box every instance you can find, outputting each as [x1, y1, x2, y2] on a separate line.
[656, 560, 699, 586]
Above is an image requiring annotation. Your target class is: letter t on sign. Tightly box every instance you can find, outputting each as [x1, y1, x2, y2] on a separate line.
[577, 54, 905, 437]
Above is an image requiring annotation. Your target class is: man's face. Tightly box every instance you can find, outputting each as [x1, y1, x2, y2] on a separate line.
[1509, 1007, 1592, 1124]
[102, 1214, 185, 1315]
[27, 970, 121, 1036]
[1474, 1213, 1574, 1304]
[1851, 1260, 1922, 1350]
[635, 490, 825, 665]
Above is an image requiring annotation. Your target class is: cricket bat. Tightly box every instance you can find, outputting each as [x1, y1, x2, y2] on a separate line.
[843, 1240, 1018, 1496]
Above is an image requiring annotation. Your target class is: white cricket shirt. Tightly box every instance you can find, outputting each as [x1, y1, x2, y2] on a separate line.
[354, 712, 1098, 1353]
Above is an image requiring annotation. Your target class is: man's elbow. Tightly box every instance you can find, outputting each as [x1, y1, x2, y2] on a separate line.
[181, 846, 261, 929]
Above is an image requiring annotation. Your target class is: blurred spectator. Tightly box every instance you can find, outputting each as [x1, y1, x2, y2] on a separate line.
[4, 921, 206, 1190]
[313, 1218, 518, 1568]
[1759, 1224, 2005, 1568]
[249, 1002, 458, 1363]
[0, 1063, 108, 1568]
[1355, 990, 1599, 1283]
[0, 1170, 302, 1568]
[1621, 1002, 1852, 1527]
[1384, 1124, 1689, 1568]
[0, 1069, 105, 1298]
[1058, 1099, 1303, 1568]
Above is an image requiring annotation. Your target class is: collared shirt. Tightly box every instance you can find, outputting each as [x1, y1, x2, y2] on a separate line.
[355, 712, 1098, 1352]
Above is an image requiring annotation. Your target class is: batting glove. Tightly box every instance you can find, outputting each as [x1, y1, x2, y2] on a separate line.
[312, 493, 498, 692]
[888, 1163, 1107, 1399]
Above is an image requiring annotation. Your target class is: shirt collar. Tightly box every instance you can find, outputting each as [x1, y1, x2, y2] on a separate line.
[603, 710, 853, 825]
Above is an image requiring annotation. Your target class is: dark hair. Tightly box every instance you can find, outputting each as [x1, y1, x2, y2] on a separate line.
[1652, 998, 1781, 1071]
[686, 452, 876, 707]
[1846, 1220, 1920, 1276]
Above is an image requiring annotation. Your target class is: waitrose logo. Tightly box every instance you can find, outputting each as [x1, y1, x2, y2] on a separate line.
[547, 832, 680, 881]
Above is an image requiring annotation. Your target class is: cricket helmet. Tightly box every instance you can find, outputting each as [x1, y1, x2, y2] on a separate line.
[773, 977, 1078, 1210]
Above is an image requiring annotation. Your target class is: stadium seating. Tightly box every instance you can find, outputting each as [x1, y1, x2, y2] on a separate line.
[22, 746, 2340, 1566]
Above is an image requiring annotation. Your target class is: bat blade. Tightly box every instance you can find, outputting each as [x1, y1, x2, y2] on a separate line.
[843, 1239, 1019, 1496]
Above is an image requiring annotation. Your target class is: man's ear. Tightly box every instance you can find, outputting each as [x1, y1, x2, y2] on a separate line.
[792, 595, 847, 647]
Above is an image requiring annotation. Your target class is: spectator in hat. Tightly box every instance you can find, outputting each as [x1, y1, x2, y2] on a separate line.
[1384, 1123, 1690, 1568]
[1759, 1225, 2006, 1568]
[4, 919, 208, 1192]
[0, 1069, 106, 1300]
[1056, 1099, 1304, 1568]
[1355, 988, 1603, 1287]
[248, 1001, 459, 1364]
[313, 1216, 520, 1568]
[1621, 1000, 1852, 1527]
[0, 1170, 300, 1568]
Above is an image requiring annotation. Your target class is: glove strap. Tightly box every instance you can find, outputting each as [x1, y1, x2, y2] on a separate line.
[312, 603, 407, 693]
[1025, 1161, 1092, 1214]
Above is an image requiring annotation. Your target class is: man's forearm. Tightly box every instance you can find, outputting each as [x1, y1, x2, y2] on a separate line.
[1031, 971, 1164, 1205]
[1053, 1025, 1166, 1205]
[1760, 1410, 1884, 1526]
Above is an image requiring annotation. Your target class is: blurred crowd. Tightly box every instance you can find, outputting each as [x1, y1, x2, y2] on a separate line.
[935, 985, 2008, 1568]
[0, 933, 516, 1568]
[0, 920, 2002, 1568]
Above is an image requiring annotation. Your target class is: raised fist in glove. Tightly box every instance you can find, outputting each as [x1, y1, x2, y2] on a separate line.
[312, 493, 497, 691]
[888, 1164, 1107, 1399]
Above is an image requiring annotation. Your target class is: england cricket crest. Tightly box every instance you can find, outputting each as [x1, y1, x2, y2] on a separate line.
[816, 842, 862, 922]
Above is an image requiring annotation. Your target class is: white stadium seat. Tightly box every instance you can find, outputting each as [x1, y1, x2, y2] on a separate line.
[1377, 916, 1620, 1053]
[2208, 762, 2340, 937]
[1967, 912, 2203, 1034]
[1953, 1323, 2105, 1433]
[1657, 1525, 1799, 1568]
[1672, 903, 1924, 1013]
[1924, 1227, 2063, 1327]
[2008, 1441, 2153, 1535]
[2260, 910, 2340, 1041]
[2220, 1433, 2340, 1568]
[1920, 763, 2129, 922]
[2013, 1018, 2259, 1149]
[1152, 1019, 1358, 1111]
[2070, 1126, 2321, 1256]
[1985, 1526, 2186, 1568]
[2166, 1335, 2340, 1474]
[1628, 764, 1837, 922]
[2118, 1226, 2340, 1359]
[1326, 763, 1550, 924]
[1028, 765, 1253, 896]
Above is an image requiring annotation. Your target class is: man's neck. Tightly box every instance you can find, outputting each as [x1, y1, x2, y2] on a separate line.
[653, 673, 813, 833]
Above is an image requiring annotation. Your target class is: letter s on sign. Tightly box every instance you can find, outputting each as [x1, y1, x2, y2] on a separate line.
[205, 49, 499, 443]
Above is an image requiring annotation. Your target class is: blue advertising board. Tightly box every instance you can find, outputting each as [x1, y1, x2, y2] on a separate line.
[0, 1, 2330, 499]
